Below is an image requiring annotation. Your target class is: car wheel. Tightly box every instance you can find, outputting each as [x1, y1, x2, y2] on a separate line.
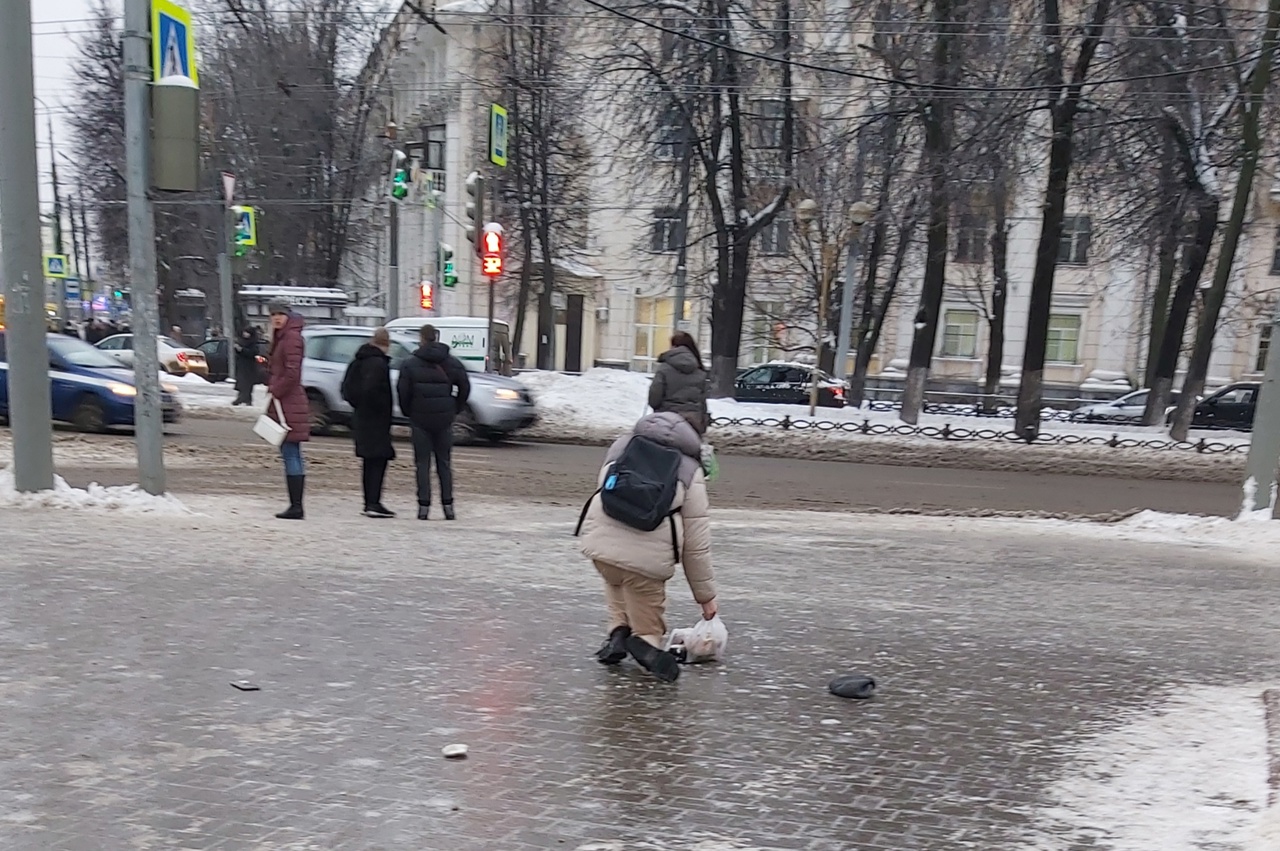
[486, 430, 507, 445]
[73, 396, 108, 433]
[452, 407, 478, 445]
[307, 391, 333, 436]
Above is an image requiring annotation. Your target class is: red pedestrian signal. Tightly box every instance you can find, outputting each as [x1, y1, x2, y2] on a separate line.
[419, 281, 434, 309]
[483, 230, 501, 254]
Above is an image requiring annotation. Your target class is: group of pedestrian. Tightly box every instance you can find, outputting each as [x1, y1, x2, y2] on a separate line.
[261, 301, 470, 523]
[79, 319, 130, 343]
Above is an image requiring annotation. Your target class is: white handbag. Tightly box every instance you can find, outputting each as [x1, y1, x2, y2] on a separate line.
[253, 397, 289, 447]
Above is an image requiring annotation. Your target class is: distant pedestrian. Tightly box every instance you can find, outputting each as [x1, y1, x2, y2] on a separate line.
[576, 412, 718, 683]
[265, 301, 310, 520]
[171, 325, 184, 345]
[396, 324, 470, 521]
[342, 327, 397, 518]
[648, 331, 709, 435]
[233, 326, 260, 405]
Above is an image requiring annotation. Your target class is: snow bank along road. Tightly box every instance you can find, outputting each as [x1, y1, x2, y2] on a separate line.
[0, 498, 1276, 849]
[38, 418, 1245, 519]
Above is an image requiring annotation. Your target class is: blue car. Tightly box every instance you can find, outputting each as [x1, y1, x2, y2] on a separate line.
[0, 332, 181, 432]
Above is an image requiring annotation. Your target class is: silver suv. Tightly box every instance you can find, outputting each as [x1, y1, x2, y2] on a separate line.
[300, 326, 537, 442]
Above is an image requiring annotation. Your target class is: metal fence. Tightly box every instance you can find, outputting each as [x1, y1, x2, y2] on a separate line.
[709, 415, 1249, 455]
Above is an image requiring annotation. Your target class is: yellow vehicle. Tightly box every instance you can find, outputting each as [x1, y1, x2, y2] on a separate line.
[0, 296, 62, 331]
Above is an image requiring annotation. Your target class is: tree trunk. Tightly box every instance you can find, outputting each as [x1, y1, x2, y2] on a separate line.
[982, 181, 1010, 410]
[1142, 192, 1217, 424]
[898, 0, 954, 425]
[850, 198, 920, 408]
[847, 217, 888, 408]
[1169, 0, 1280, 441]
[1144, 145, 1184, 391]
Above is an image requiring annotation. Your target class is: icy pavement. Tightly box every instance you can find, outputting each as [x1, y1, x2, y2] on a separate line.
[0, 499, 1278, 850]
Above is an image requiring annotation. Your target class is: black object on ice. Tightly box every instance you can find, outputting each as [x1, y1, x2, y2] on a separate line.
[230, 681, 261, 692]
[828, 673, 876, 699]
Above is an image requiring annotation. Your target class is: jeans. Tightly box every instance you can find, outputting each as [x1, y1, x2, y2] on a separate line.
[362, 458, 388, 508]
[410, 425, 453, 507]
[280, 441, 305, 476]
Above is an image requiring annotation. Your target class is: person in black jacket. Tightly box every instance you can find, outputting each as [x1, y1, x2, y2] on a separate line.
[232, 326, 261, 406]
[342, 327, 397, 518]
[396, 324, 471, 520]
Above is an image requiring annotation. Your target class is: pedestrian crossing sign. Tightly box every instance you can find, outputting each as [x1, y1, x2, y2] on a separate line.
[43, 255, 69, 279]
[151, 0, 199, 86]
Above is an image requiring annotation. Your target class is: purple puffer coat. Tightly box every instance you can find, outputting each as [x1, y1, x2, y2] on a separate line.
[266, 313, 311, 443]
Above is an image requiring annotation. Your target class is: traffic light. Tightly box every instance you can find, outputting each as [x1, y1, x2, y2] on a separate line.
[481, 223, 503, 278]
[465, 171, 485, 255]
[419, 281, 434, 310]
[232, 205, 256, 257]
[440, 243, 457, 288]
[390, 150, 409, 201]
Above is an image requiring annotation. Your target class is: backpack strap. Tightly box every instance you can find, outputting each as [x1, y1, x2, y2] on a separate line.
[574, 488, 601, 537]
[668, 510, 680, 563]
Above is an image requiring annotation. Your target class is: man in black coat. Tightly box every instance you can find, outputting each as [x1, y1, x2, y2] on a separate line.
[233, 326, 261, 406]
[396, 324, 471, 520]
[342, 327, 398, 518]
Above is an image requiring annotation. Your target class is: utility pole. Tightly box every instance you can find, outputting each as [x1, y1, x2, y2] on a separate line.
[387, 122, 401, 321]
[833, 202, 875, 383]
[0, 0, 55, 490]
[48, 115, 67, 319]
[672, 118, 693, 333]
[1245, 308, 1280, 514]
[219, 172, 235, 381]
[123, 0, 167, 495]
[68, 196, 84, 321]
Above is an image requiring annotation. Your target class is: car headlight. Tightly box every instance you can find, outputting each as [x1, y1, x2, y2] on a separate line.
[107, 382, 138, 398]
[161, 383, 178, 394]
[493, 388, 520, 401]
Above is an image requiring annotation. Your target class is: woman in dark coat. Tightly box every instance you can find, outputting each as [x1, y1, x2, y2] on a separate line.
[233, 326, 261, 405]
[265, 303, 311, 520]
[342, 327, 397, 518]
[648, 330, 710, 434]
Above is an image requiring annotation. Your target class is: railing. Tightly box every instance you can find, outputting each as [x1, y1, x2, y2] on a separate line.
[709, 415, 1248, 455]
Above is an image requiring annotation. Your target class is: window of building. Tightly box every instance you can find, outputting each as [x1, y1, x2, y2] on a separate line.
[761, 218, 790, 256]
[425, 124, 446, 171]
[754, 99, 786, 150]
[1257, 324, 1273, 372]
[748, 301, 784, 364]
[1059, 215, 1092, 266]
[940, 309, 979, 358]
[953, 213, 988, 264]
[656, 109, 684, 161]
[1270, 226, 1280, 275]
[651, 208, 682, 253]
[633, 297, 681, 372]
[1045, 314, 1082, 364]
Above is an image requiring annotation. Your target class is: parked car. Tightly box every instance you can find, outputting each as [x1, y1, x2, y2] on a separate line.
[300, 325, 537, 441]
[196, 337, 266, 384]
[1171, 382, 1260, 431]
[0, 333, 181, 432]
[96, 333, 210, 379]
[1071, 389, 1181, 423]
[734, 362, 847, 408]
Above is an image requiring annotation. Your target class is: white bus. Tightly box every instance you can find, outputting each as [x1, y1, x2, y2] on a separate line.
[383, 316, 513, 375]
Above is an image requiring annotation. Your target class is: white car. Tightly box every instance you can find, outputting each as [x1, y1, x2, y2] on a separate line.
[1071, 389, 1180, 423]
[96, 333, 210, 378]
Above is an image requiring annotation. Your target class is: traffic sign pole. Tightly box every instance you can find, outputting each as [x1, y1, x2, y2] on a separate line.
[125, 0, 167, 495]
[0, 0, 55, 491]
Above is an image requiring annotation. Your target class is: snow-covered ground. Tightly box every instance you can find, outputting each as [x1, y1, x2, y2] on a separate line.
[168, 374, 265, 418]
[515, 368, 1251, 450]
[0, 466, 189, 514]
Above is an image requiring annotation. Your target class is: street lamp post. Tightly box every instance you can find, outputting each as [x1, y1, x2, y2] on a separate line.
[834, 201, 876, 386]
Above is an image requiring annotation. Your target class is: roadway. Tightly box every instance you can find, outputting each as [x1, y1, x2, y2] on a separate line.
[45, 418, 1243, 519]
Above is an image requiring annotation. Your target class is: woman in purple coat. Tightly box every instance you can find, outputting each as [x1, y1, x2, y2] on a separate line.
[265, 302, 311, 519]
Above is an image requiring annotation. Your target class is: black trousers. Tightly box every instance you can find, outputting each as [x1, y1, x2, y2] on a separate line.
[410, 425, 454, 507]
[361, 458, 389, 509]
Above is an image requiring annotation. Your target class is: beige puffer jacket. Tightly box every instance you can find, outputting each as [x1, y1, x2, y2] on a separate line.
[579, 413, 716, 604]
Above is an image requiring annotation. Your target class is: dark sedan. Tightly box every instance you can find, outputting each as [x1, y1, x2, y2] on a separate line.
[734, 362, 847, 408]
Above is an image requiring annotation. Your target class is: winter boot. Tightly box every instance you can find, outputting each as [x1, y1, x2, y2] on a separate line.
[626, 635, 680, 683]
[365, 505, 396, 518]
[418, 505, 430, 520]
[442, 503, 456, 521]
[276, 475, 305, 520]
[595, 625, 631, 665]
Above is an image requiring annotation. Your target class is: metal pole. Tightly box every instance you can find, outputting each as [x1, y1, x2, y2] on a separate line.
[672, 123, 692, 333]
[123, 0, 166, 495]
[1245, 309, 1280, 513]
[389, 200, 400, 320]
[68, 197, 85, 321]
[48, 116, 67, 321]
[431, 195, 443, 314]
[809, 242, 836, 417]
[219, 206, 235, 383]
[0, 0, 55, 491]
[834, 230, 860, 382]
[487, 273, 496, 371]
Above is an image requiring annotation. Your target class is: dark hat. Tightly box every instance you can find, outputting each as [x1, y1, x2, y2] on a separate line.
[266, 300, 291, 315]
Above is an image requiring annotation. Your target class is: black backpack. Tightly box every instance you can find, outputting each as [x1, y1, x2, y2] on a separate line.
[575, 435, 683, 561]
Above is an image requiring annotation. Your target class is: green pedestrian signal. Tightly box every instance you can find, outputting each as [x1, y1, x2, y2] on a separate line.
[391, 167, 410, 201]
[444, 261, 457, 287]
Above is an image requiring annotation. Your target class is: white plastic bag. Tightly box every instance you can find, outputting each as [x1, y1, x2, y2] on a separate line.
[666, 615, 728, 664]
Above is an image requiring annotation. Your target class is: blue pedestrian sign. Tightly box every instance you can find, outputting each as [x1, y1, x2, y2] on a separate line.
[151, 0, 199, 86]
[43, 254, 69, 279]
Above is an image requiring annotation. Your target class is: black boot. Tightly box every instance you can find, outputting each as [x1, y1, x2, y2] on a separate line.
[626, 635, 680, 682]
[595, 625, 631, 665]
[443, 503, 456, 521]
[276, 475, 305, 520]
[418, 505, 430, 520]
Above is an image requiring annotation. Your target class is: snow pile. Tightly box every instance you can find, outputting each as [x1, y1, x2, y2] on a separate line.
[173, 379, 265, 417]
[517, 369, 653, 434]
[0, 467, 189, 515]
[1106, 477, 1280, 549]
[1024, 685, 1269, 850]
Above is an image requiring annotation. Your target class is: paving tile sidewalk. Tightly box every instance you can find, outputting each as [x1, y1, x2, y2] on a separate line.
[0, 498, 1277, 850]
